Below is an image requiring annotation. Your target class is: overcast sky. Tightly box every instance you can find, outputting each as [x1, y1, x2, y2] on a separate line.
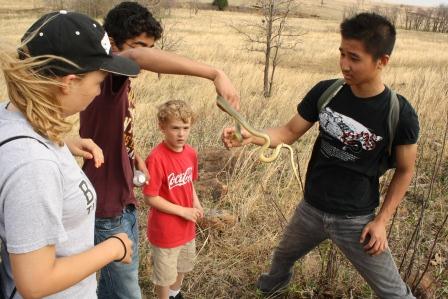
[382, 0, 448, 6]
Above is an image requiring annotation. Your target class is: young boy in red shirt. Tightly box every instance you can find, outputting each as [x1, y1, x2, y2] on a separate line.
[143, 100, 203, 299]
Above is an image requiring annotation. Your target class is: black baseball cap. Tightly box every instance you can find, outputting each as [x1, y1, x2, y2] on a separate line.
[19, 10, 140, 77]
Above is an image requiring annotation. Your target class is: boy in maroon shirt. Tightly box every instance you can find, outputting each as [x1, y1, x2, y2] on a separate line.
[143, 100, 203, 299]
[70, 3, 239, 299]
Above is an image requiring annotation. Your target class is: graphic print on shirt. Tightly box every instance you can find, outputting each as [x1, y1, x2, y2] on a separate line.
[79, 180, 95, 214]
[123, 90, 135, 161]
[319, 107, 383, 161]
[168, 167, 193, 190]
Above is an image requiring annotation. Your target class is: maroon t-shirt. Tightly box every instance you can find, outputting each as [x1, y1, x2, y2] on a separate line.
[80, 74, 137, 218]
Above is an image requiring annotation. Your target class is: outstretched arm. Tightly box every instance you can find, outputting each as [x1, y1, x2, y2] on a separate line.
[68, 48, 240, 162]
[360, 144, 417, 256]
[121, 47, 239, 110]
[222, 114, 314, 149]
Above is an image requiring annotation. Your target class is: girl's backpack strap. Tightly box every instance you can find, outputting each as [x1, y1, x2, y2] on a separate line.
[0, 136, 48, 149]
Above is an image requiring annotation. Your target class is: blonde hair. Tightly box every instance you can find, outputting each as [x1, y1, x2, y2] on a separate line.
[157, 100, 195, 125]
[0, 50, 78, 145]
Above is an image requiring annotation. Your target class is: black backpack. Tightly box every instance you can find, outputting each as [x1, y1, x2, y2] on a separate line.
[316, 79, 400, 176]
[0, 135, 48, 299]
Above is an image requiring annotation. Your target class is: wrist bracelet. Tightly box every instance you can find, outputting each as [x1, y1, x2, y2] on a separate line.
[107, 235, 127, 262]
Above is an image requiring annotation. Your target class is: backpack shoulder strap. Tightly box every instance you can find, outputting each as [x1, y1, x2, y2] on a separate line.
[317, 78, 346, 112]
[387, 90, 400, 155]
[0, 135, 48, 149]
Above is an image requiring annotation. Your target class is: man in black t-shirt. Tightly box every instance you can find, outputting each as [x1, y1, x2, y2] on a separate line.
[222, 13, 418, 298]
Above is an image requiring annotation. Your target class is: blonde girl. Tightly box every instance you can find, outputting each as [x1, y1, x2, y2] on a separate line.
[0, 11, 140, 299]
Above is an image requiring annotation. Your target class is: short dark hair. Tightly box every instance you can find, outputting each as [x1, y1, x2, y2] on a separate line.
[104, 2, 163, 49]
[340, 12, 396, 60]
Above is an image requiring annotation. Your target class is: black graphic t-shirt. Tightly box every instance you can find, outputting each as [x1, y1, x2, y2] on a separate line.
[298, 79, 419, 215]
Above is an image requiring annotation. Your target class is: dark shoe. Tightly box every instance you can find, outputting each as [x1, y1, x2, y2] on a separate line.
[169, 292, 184, 299]
[256, 272, 292, 297]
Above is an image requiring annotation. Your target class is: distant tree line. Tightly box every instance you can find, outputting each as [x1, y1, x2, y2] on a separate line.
[43, 0, 175, 18]
[401, 5, 448, 33]
[344, 4, 448, 33]
[42, 0, 183, 67]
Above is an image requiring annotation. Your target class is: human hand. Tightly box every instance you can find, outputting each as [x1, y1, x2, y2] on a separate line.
[180, 207, 203, 223]
[109, 233, 133, 264]
[213, 69, 240, 111]
[134, 154, 149, 185]
[65, 137, 104, 168]
[360, 219, 388, 256]
[221, 127, 252, 149]
[193, 203, 204, 219]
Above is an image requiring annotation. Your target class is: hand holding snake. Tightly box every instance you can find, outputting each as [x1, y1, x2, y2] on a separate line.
[218, 95, 302, 186]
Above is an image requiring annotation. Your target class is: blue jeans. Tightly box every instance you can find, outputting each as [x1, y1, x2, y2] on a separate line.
[257, 200, 415, 299]
[94, 205, 141, 299]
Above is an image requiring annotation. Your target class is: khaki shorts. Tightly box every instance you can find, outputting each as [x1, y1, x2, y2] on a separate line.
[150, 239, 196, 286]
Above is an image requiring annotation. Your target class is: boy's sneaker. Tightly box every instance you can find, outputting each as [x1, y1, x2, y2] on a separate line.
[169, 292, 183, 299]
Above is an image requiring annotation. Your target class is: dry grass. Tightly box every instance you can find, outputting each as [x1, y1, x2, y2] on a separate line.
[0, 1, 447, 298]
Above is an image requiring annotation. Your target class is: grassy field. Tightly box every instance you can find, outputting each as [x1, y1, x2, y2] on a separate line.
[0, 1, 447, 298]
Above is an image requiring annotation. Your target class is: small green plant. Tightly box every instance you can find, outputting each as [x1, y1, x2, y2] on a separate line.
[212, 0, 229, 11]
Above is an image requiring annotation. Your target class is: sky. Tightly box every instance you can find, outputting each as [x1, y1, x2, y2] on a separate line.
[382, 0, 448, 6]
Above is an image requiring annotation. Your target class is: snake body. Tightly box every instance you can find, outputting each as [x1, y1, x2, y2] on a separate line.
[217, 96, 302, 186]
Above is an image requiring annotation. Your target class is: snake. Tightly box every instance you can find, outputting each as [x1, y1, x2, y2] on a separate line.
[216, 95, 302, 187]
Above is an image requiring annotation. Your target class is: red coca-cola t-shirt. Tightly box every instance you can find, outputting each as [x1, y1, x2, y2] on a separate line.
[143, 142, 198, 248]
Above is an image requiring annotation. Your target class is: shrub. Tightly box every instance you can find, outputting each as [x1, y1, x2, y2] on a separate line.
[212, 0, 229, 11]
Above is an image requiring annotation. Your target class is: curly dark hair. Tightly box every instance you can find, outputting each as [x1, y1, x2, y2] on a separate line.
[340, 12, 396, 60]
[104, 2, 163, 49]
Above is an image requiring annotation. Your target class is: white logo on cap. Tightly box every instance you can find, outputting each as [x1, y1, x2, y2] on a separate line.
[101, 33, 111, 55]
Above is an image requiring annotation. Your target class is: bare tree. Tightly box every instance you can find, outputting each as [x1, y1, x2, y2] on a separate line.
[371, 5, 400, 26]
[397, 111, 448, 295]
[43, 0, 125, 18]
[402, 6, 413, 30]
[190, 0, 199, 16]
[342, 4, 360, 20]
[161, 0, 176, 16]
[357, 0, 364, 9]
[156, 17, 183, 79]
[232, 0, 303, 98]
[44, 0, 65, 10]
[158, 20, 183, 53]
[427, 5, 448, 33]
[398, 5, 448, 33]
